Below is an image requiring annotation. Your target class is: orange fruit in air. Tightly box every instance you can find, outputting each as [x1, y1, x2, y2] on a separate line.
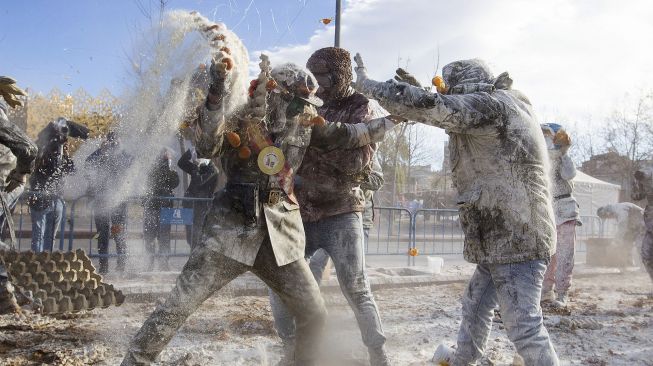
[310, 116, 326, 127]
[266, 79, 278, 91]
[408, 247, 419, 257]
[432, 76, 447, 93]
[204, 24, 220, 32]
[238, 146, 251, 159]
[213, 34, 226, 41]
[220, 46, 231, 55]
[226, 132, 241, 148]
[222, 58, 234, 71]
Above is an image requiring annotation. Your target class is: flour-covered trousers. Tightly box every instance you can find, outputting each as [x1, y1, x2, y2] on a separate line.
[453, 260, 559, 366]
[269, 212, 387, 350]
[641, 231, 653, 284]
[542, 221, 576, 294]
[122, 240, 326, 366]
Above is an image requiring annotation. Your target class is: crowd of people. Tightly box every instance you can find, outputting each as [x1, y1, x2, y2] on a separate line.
[1, 20, 653, 366]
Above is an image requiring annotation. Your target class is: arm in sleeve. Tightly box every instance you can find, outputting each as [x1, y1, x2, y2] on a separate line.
[177, 149, 197, 175]
[0, 111, 38, 174]
[357, 78, 504, 133]
[310, 117, 396, 151]
[559, 154, 576, 180]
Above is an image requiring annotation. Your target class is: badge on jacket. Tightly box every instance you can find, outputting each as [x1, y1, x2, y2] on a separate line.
[257, 146, 285, 175]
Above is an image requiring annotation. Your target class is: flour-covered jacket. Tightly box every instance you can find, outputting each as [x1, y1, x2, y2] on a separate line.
[194, 98, 393, 267]
[548, 149, 580, 226]
[356, 65, 555, 264]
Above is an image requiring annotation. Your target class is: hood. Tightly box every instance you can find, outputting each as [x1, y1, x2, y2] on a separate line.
[442, 59, 513, 94]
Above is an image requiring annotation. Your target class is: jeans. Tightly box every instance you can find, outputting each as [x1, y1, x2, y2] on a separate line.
[30, 197, 64, 252]
[453, 260, 559, 366]
[269, 212, 386, 350]
[122, 240, 326, 366]
[95, 203, 128, 273]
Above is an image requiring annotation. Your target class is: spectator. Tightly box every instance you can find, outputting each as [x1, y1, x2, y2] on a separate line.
[28, 118, 76, 252]
[142, 149, 179, 271]
[177, 148, 218, 249]
[85, 132, 133, 274]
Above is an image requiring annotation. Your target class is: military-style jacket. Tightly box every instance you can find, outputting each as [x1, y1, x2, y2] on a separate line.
[0, 101, 38, 187]
[195, 102, 392, 266]
[357, 78, 556, 264]
[548, 149, 580, 226]
[296, 90, 379, 222]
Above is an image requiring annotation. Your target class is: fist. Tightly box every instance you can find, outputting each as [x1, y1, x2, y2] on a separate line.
[0, 76, 27, 109]
[353, 53, 368, 85]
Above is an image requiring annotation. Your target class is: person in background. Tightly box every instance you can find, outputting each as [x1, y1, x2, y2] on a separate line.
[540, 123, 581, 308]
[631, 169, 653, 288]
[28, 118, 77, 252]
[85, 132, 133, 274]
[596, 202, 645, 266]
[177, 147, 218, 249]
[142, 149, 180, 271]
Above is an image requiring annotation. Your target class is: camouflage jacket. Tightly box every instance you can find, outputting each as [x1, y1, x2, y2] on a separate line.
[296, 90, 378, 222]
[357, 78, 556, 264]
[0, 101, 38, 188]
[195, 100, 393, 266]
[548, 150, 580, 226]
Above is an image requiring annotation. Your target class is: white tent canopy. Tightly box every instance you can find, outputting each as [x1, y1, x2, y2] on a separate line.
[573, 170, 621, 217]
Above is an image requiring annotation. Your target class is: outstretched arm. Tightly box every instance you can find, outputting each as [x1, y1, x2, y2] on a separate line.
[310, 116, 399, 151]
[353, 53, 504, 134]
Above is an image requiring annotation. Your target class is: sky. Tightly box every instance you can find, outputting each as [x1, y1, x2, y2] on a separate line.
[2, 0, 653, 168]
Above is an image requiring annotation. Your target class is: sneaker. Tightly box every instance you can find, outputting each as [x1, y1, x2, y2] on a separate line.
[432, 343, 455, 366]
[369, 345, 390, 366]
[553, 293, 568, 308]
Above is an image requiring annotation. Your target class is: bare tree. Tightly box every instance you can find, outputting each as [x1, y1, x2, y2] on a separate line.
[602, 91, 653, 171]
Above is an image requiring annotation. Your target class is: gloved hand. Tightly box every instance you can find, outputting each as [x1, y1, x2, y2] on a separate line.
[394, 68, 421, 87]
[0, 77, 27, 109]
[353, 53, 368, 86]
[5, 170, 26, 193]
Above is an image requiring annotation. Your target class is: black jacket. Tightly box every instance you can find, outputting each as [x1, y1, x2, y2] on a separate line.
[143, 158, 180, 209]
[177, 149, 218, 199]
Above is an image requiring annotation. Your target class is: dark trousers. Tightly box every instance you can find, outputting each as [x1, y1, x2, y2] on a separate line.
[143, 205, 171, 270]
[95, 203, 128, 273]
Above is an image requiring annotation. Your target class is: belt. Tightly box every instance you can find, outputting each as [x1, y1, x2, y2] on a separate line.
[554, 194, 571, 200]
[261, 188, 285, 205]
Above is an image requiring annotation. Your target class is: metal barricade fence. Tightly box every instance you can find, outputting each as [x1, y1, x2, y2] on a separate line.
[65, 196, 213, 261]
[6, 194, 620, 268]
[366, 207, 414, 264]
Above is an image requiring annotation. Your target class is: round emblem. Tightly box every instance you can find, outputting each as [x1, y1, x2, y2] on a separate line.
[257, 146, 285, 175]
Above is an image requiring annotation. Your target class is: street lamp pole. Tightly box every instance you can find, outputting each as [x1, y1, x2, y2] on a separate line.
[335, 0, 341, 47]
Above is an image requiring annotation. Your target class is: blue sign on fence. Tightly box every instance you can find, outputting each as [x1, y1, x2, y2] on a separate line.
[160, 208, 194, 225]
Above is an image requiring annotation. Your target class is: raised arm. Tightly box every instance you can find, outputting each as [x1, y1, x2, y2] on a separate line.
[353, 53, 504, 134]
